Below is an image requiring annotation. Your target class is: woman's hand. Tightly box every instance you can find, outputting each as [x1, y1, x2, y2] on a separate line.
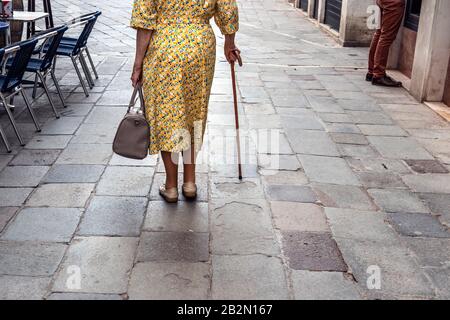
[131, 29, 153, 87]
[224, 33, 239, 64]
[131, 63, 143, 88]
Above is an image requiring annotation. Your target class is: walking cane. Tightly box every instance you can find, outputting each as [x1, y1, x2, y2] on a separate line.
[230, 49, 243, 180]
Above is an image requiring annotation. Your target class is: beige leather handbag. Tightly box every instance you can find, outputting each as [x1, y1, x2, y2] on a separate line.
[113, 85, 150, 160]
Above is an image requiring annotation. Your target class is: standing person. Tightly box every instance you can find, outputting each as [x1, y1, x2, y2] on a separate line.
[131, 0, 240, 203]
[367, 0, 406, 87]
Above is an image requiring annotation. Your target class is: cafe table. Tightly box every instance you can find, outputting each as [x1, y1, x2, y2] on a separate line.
[2, 10, 49, 44]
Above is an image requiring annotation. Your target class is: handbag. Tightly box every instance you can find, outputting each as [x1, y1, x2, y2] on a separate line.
[113, 85, 150, 160]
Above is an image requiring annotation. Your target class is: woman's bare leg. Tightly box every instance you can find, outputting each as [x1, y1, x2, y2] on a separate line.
[161, 151, 179, 189]
[183, 145, 197, 184]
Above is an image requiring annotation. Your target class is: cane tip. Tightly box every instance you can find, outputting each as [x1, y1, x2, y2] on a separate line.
[238, 175, 243, 180]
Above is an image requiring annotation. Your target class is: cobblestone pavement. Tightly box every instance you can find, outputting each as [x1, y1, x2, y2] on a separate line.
[0, 0, 450, 300]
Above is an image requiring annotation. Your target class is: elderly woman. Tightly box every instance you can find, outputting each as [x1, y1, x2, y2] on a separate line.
[131, 0, 240, 203]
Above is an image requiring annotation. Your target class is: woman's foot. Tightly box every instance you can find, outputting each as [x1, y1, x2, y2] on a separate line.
[159, 185, 179, 203]
[182, 182, 197, 200]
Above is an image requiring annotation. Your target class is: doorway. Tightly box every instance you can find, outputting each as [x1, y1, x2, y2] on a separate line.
[324, 0, 342, 31]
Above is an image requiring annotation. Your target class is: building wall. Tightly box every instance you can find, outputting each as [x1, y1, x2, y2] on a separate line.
[339, 0, 374, 47]
[398, 28, 418, 78]
[444, 56, 450, 106]
[295, 0, 375, 46]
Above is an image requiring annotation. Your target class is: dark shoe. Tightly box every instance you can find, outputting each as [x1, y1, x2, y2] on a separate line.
[372, 75, 402, 87]
[366, 73, 373, 82]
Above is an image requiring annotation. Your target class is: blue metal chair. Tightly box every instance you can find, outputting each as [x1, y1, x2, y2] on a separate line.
[0, 39, 41, 147]
[0, 48, 11, 152]
[47, 16, 98, 97]
[24, 25, 69, 118]
[60, 11, 102, 82]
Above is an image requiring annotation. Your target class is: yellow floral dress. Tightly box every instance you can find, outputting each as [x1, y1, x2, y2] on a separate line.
[131, 0, 239, 155]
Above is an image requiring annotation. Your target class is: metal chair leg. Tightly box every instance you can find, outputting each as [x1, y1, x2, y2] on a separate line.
[32, 73, 39, 99]
[0, 94, 24, 146]
[0, 123, 12, 153]
[50, 69, 67, 108]
[85, 46, 98, 79]
[37, 72, 60, 119]
[80, 53, 94, 89]
[19, 88, 41, 132]
[71, 56, 89, 97]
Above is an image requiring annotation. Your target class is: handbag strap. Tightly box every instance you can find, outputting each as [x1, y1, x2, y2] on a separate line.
[128, 85, 145, 113]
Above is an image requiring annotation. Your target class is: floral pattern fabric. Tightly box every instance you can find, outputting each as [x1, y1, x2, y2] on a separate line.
[131, 0, 239, 154]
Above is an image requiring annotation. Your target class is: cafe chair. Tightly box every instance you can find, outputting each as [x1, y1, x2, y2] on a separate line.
[0, 48, 11, 152]
[0, 39, 41, 148]
[47, 16, 96, 97]
[12, 25, 69, 118]
[61, 11, 102, 81]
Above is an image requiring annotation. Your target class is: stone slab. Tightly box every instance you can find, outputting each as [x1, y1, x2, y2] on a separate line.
[368, 189, 429, 214]
[26, 183, 94, 208]
[313, 184, 377, 211]
[10, 149, 61, 166]
[286, 130, 339, 156]
[299, 155, 361, 186]
[271, 201, 329, 232]
[387, 212, 450, 238]
[52, 237, 138, 293]
[292, 271, 361, 300]
[56, 144, 113, 165]
[368, 137, 433, 160]
[402, 174, 450, 194]
[282, 231, 347, 272]
[0, 188, 33, 206]
[0, 207, 18, 232]
[0, 276, 50, 300]
[96, 166, 154, 197]
[0, 241, 66, 276]
[265, 185, 317, 203]
[212, 255, 289, 300]
[128, 262, 210, 300]
[43, 165, 105, 183]
[137, 232, 209, 262]
[211, 200, 279, 255]
[404, 160, 449, 174]
[0, 166, 49, 187]
[2, 208, 82, 242]
[78, 196, 147, 237]
[144, 201, 209, 233]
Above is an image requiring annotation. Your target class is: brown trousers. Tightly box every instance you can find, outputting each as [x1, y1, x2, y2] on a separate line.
[368, 0, 406, 78]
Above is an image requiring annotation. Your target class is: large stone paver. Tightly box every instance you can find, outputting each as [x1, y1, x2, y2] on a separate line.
[299, 155, 361, 186]
[144, 201, 209, 233]
[1, 208, 82, 242]
[52, 237, 138, 294]
[0, 241, 66, 276]
[211, 200, 279, 255]
[368, 189, 430, 214]
[43, 165, 105, 183]
[212, 255, 289, 300]
[0, 188, 33, 206]
[0, 166, 49, 187]
[271, 201, 329, 232]
[128, 262, 210, 300]
[0, 276, 51, 300]
[0, 207, 18, 232]
[78, 196, 147, 237]
[26, 183, 94, 208]
[286, 130, 339, 156]
[368, 137, 434, 160]
[137, 232, 209, 263]
[291, 271, 361, 300]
